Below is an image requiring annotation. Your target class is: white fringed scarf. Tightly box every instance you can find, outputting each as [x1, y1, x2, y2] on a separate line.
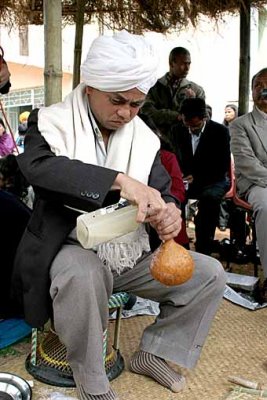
[38, 83, 160, 274]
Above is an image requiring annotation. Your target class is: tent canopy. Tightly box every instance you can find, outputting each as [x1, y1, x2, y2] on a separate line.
[0, 0, 266, 33]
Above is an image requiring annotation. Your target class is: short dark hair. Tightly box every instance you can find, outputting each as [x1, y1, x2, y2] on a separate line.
[180, 98, 207, 120]
[169, 47, 190, 64]
[0, 154, 29, 198]
[0, 154, 18, 180]
[251, 68, 267, 89]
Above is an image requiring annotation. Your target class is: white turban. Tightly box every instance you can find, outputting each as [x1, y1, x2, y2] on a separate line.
[80, 30, 159, 94]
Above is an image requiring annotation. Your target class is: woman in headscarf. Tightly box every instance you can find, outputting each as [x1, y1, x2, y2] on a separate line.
[223, 104, 238, 126]
[0, 118, 15, 157]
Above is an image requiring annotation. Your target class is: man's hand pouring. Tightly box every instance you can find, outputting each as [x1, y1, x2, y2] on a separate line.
[113, 173, 182, 241]
[146, 202, 182, 241]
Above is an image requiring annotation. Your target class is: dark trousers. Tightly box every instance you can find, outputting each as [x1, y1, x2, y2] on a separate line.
[188, 180, 229, 255]
[219, 199, 230, 228]
[228, 205, 248, 249]
[218, 198, 248, 249]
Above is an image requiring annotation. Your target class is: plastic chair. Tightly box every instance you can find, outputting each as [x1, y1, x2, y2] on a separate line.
[224, 155, 235, 200]
[225, 162, 259, 276]
[25, 292, 130, 387]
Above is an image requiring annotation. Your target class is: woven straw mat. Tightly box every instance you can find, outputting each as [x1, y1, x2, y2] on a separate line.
[1, 299, 267, 400]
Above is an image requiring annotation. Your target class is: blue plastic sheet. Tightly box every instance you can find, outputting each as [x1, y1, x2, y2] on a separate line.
[0, 318, 31, 349]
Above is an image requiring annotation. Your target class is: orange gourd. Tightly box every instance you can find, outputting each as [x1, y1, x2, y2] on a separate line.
[150, 239, 194, 286]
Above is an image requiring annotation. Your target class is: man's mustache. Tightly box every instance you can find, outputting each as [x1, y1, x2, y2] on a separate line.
[259, 89, 267, 99]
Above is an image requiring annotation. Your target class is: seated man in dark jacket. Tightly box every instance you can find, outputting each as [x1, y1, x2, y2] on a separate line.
[170, 98, 231, 255]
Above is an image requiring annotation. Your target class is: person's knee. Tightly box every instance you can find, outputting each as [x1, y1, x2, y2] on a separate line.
[256, 201, 267, 216]
[50, 246, 112, 296]
[211, 258, 227, 290]
[200, 185, 226, 205]
[192, 252, 227, 291]
[68, 261, 111, 296]
[205, 258, 227, 298]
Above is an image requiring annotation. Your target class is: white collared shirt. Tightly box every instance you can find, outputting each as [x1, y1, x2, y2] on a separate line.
[190, 121, 206, 155]
[88, 104, 107, 166]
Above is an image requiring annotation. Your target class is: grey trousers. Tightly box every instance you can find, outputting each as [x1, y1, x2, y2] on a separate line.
[248, 185, 267, 277]
[50, 244, 226, 395]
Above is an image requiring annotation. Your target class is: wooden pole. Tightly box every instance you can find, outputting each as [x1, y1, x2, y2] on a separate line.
[258, 8, 267, 67]
[238, 0, 251, 116]
[43, 0, 62, 106]
[73, 0, 86, 89]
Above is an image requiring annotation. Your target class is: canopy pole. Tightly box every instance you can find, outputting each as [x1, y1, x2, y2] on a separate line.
[43, 0, 62, 106]
[238, 0, 251, 116]
[73, 0, 86, 89]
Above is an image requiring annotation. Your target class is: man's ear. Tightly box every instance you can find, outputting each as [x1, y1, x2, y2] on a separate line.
[85, 86, 93, 95]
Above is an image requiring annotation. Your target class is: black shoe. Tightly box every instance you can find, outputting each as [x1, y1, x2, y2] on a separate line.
[233, 249, 249, 263]
[219, 226, 227, 232]
[124, 294, 137, 310]
[219, 238, 231, 260]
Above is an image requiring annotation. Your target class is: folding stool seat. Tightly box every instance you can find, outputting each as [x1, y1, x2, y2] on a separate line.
[25, 292, 130, 387]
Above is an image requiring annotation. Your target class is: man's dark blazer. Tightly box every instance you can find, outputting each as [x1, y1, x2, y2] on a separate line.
[170, 119, 230, 189]
[13, 109, 179, 328]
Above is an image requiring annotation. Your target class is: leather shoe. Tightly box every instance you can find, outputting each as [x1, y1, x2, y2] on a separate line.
[124, 294, 137, 310]
[233, 248, 249, 264]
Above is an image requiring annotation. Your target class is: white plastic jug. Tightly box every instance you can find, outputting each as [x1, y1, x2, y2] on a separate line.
[76, 202, 139, 249]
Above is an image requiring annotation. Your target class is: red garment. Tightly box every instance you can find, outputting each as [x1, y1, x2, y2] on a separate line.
[160, 149, 189, 246]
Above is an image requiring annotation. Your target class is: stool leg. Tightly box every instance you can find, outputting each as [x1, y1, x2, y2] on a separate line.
[102, 305, 123, 361]
[225, 228, 233, 272]
[113, 306, 123, 351]
[31, 328, 38, 366]
[102, 328, 108, 365]
[251, 221, 258, 277]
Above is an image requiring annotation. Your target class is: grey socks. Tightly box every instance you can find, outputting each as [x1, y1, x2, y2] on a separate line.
[76, 350, 185, 398]
[76, 383, 119, 400]
[129, 350, 186, 393]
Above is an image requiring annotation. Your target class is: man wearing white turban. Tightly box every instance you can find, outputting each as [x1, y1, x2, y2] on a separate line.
[13, 31, 226, 400]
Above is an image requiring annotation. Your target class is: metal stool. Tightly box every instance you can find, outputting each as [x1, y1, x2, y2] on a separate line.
[25, 292, 130, 387]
